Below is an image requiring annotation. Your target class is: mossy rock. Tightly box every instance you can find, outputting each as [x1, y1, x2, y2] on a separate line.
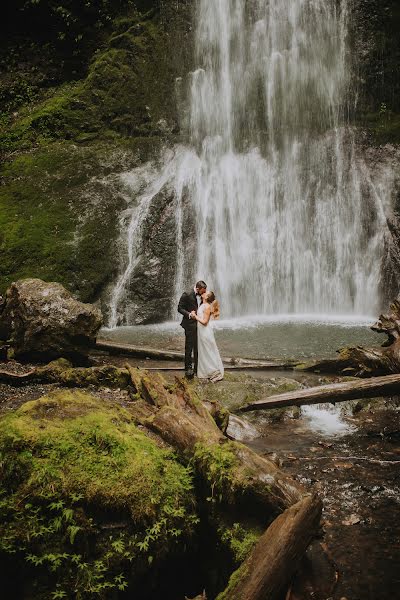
[192, 373, 302, 420]
[37, 359, 131, 388]
[0, 390, 197, 597]
[0, 141, 138, 300]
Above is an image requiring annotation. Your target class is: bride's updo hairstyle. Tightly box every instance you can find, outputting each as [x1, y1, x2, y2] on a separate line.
[205, 291, 215, 304]
[206, 292, 220, 320]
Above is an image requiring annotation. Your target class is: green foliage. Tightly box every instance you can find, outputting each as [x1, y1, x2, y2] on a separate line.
[193, 442, 238, 503]
[0, 0, 192, 304]
[215, 562, 249, 600]
[0, 5, 183, 299]
[1, 10, 178, 156]
[218, 523, 260, 564]
[0, 390, 198, 598]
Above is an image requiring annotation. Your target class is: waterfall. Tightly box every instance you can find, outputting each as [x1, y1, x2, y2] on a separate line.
[174, 0, 390, 317]
[108, 0, 394, 326]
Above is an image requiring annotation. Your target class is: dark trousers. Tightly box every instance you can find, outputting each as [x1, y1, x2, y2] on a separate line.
[184, 326, 198, 373]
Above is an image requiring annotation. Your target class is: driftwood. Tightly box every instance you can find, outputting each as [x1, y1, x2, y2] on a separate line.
[95, 339, 297, 370]
[95, 339, 184, 360]
[216, 493, 322, 600]
[0, 362, 131, 389]
[298, 346, 395, 377]
[240, 373, 400, 412]
[301, 299, 400, 377]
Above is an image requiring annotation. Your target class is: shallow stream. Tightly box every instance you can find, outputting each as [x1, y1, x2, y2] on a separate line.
[232, 387, 400, 600]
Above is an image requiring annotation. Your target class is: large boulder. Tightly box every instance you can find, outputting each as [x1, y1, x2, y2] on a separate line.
[0, 278, 103, 361]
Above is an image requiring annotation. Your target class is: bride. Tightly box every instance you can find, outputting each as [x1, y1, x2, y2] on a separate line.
[192, 291, 224, 382]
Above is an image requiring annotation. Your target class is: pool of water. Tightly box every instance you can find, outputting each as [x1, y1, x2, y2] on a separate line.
[101, 314, 381, 360]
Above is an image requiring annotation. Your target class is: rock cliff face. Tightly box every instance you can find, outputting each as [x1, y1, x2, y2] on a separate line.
[0, 1, 193, 317]
[0, 0, 399, 324]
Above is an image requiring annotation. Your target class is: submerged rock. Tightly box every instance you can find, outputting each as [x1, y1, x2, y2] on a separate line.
[0, 278, 102, 361]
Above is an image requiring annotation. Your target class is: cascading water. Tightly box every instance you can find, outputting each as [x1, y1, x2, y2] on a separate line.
[108, 0, 394, 326]
[175, 0, 390, 317]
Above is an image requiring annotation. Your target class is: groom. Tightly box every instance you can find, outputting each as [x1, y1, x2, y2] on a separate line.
[178, 280, 207, 378]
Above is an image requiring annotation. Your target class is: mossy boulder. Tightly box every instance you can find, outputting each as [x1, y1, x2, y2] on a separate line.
[0, 278, 102, 361]
[0, 390, 197, 598]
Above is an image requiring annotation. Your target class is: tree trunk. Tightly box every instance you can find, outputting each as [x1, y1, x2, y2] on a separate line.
[298, 346, 395, 377]
[127, 368, 305, 512]
[240, 373, 400, 412]
[217, 493, 322, 600]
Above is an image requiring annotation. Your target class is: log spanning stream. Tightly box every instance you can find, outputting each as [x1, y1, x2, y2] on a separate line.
[107, 0, 396, 327]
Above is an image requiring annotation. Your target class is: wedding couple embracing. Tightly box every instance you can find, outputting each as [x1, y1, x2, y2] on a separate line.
[178, 280, 224, 381]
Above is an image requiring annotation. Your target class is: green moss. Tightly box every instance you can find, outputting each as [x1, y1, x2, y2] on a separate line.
[215, 561, 249, 600]
[0, 390, 197, 597]
[41, 364, 131, 388]
[193, 374, 301, 414]
[0, 6, 189, 300]
[193, 441, 238, 502]
[360, 110, 400, 144]
[0, 141, 130, 298]
[1, 11, 180, 157]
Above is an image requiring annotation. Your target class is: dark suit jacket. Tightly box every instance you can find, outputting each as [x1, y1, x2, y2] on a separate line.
[178, 290, 201, 330]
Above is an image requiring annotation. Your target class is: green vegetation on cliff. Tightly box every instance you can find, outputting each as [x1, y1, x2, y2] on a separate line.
[0, 390, 197, 598]
[0, 1, 192, 300]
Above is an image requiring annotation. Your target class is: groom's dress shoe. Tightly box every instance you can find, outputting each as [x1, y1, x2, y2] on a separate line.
[185, 369, 194, 380]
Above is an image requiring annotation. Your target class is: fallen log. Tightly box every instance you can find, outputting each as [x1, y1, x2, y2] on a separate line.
[226, 357, 298, 370]
[216, 493, 322, 600]
[126, 370, 322, 599]
[297, 346, 394, 377]
[95, 339, 297, 370]
[95, 339, 184, 360]
[127, 368, 305, 513]
[299, 299, 400, 377]
[240, 373, 400, 412]
[0, 362, 131, 388]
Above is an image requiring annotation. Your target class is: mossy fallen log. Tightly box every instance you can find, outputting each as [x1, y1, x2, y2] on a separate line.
[125, 369, 322, 598]
[127, 369, 305, 513]
[297, 346, 395, 377]
[299, 299, 400, 377]
[0, 359, 131, 388]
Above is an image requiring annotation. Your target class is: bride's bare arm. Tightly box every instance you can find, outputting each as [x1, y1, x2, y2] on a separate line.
[195, 305, 211, 325]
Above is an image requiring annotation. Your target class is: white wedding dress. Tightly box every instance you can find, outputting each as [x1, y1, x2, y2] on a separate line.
[197, 304, 224, 381]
